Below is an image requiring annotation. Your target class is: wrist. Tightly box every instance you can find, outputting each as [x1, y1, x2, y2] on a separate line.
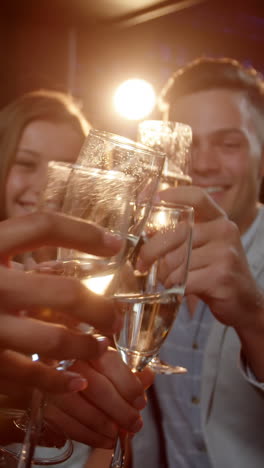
[235, 288, 264, 381]
[235, 286, 264, 333]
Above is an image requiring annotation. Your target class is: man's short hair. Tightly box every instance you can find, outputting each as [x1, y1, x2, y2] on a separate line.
[159, 57, 264, 120]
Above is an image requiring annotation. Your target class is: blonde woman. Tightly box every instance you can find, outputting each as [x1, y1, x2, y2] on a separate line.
[0, 89, 90, 221]
[0, 90, 152, 465]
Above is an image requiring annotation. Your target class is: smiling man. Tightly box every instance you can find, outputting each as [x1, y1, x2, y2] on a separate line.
[131, 58, 264, 468]
[163, 61, 264, 235]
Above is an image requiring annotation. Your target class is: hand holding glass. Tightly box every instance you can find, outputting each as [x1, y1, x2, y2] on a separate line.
[138, 119, 193, 374]
[110, 202, 193, 468]
[18, 130, 165, 465]
[5, 163, 139, 467]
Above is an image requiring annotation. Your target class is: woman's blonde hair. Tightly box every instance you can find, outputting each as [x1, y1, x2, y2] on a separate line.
[0, 89, 91, 220]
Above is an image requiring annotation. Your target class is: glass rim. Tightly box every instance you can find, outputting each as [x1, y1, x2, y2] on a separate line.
[48, 161, 136, 183]
[88, 128, 166, 161]
[138, 119, 192, 133]
[140, 200, 194, 214]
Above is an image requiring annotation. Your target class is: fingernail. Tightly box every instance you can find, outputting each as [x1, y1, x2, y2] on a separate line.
[103, 232, 123, 249]
[93, 334, 110, 352]
[130, 417, 143, 433]
[133, 395, 147, 410]
[66, 373, 88, 392]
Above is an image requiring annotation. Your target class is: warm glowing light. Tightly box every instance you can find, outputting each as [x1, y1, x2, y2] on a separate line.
[82, 274, 114, 295]
[32, 354, 39, 362]
[114, 79, 156, 120]
[156, 210, 167, 227]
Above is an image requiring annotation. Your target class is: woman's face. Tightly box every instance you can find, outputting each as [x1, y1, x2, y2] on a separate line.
[5, 120, 84, 218]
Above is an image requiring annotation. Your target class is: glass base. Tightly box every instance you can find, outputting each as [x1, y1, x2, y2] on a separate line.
[0, 448, 17, 468]
[2, 417, 73, 465]
[148, 357, 187, 375]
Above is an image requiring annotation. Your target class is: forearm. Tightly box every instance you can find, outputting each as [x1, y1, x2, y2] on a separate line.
[84, 449, 112, 468]
[85, 445, 132, 468]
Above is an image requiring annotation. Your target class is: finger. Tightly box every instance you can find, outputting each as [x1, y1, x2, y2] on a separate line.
[189, 220, 242, 276]
[156, 186, 226, 222]
[0, 267, 123, 335]
[0, 212, 122, 261]
[139, 223, 190, 270]
[164, 239, 225, 288]
[160, 219, 240, 286]
[158, 243, 189, 285]
[191, 217, 239, 249]
[189, 243, 221, 271]
[48, 392, 117, 440]
[0, 350, 88, 394]
[0, 314, 109, 360]
[89, 348, 147, 408]
[0, 379, 32, 399]
[172, 238, 240, 299]
[45, 403, 115, 449]
[72, 360, 143, 433]
[184, 266, 223, 299]
[134, 367, 155, 390]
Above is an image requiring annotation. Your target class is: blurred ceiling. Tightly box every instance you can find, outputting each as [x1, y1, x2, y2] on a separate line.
[65, 0, 208, 23]
[3, 0, 209, 27]
[2, 0, 264, 136]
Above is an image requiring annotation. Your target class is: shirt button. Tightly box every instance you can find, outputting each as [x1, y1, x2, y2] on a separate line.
[196, 441, 207, 452]
[191, 396, 200, 404]
[199, 445, 207, 452]
[192, 342, 199, 349]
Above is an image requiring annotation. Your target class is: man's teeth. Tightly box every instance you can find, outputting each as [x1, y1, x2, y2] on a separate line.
[205, 187, 224, 194]
[21, 204, 37, 212]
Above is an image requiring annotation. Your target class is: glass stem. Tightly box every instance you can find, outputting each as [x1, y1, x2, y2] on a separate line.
[110, 433, 128, 468]
[17, 388, 44, 468]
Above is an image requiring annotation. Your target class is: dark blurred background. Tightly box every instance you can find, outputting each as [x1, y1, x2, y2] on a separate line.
[1, 0, 264, 139]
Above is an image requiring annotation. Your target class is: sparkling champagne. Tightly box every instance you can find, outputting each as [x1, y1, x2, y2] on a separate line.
[159, 171, 192, 190]
[114, 291, 183, 372]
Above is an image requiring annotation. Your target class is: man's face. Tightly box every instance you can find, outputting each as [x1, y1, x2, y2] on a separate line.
[169, 89, 264, 233]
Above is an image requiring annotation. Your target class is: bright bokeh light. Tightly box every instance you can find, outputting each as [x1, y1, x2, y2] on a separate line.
[114, 79, 156, 120]
[82, 274, 114, 296]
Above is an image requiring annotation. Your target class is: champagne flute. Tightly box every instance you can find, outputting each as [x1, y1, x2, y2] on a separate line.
[17, 134, 165, 465]
[1, 129, 166, 466]
[71, 129, 166, 290]
[14, 162, 138, 467]
[138, 119, 192, 188]
[36, 130, 165, 328]
[0, 448, 17, 468]
[1, 162, 139, 467]
[110, 202, 194, 468]
[137, 119, 193, 374]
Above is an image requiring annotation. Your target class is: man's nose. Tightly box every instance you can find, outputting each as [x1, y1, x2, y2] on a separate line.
[191, 143, 220, 174]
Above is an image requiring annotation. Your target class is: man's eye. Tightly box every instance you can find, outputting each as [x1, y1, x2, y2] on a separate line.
[222, 141, 241, 149]
[16, 160, 36, 169]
